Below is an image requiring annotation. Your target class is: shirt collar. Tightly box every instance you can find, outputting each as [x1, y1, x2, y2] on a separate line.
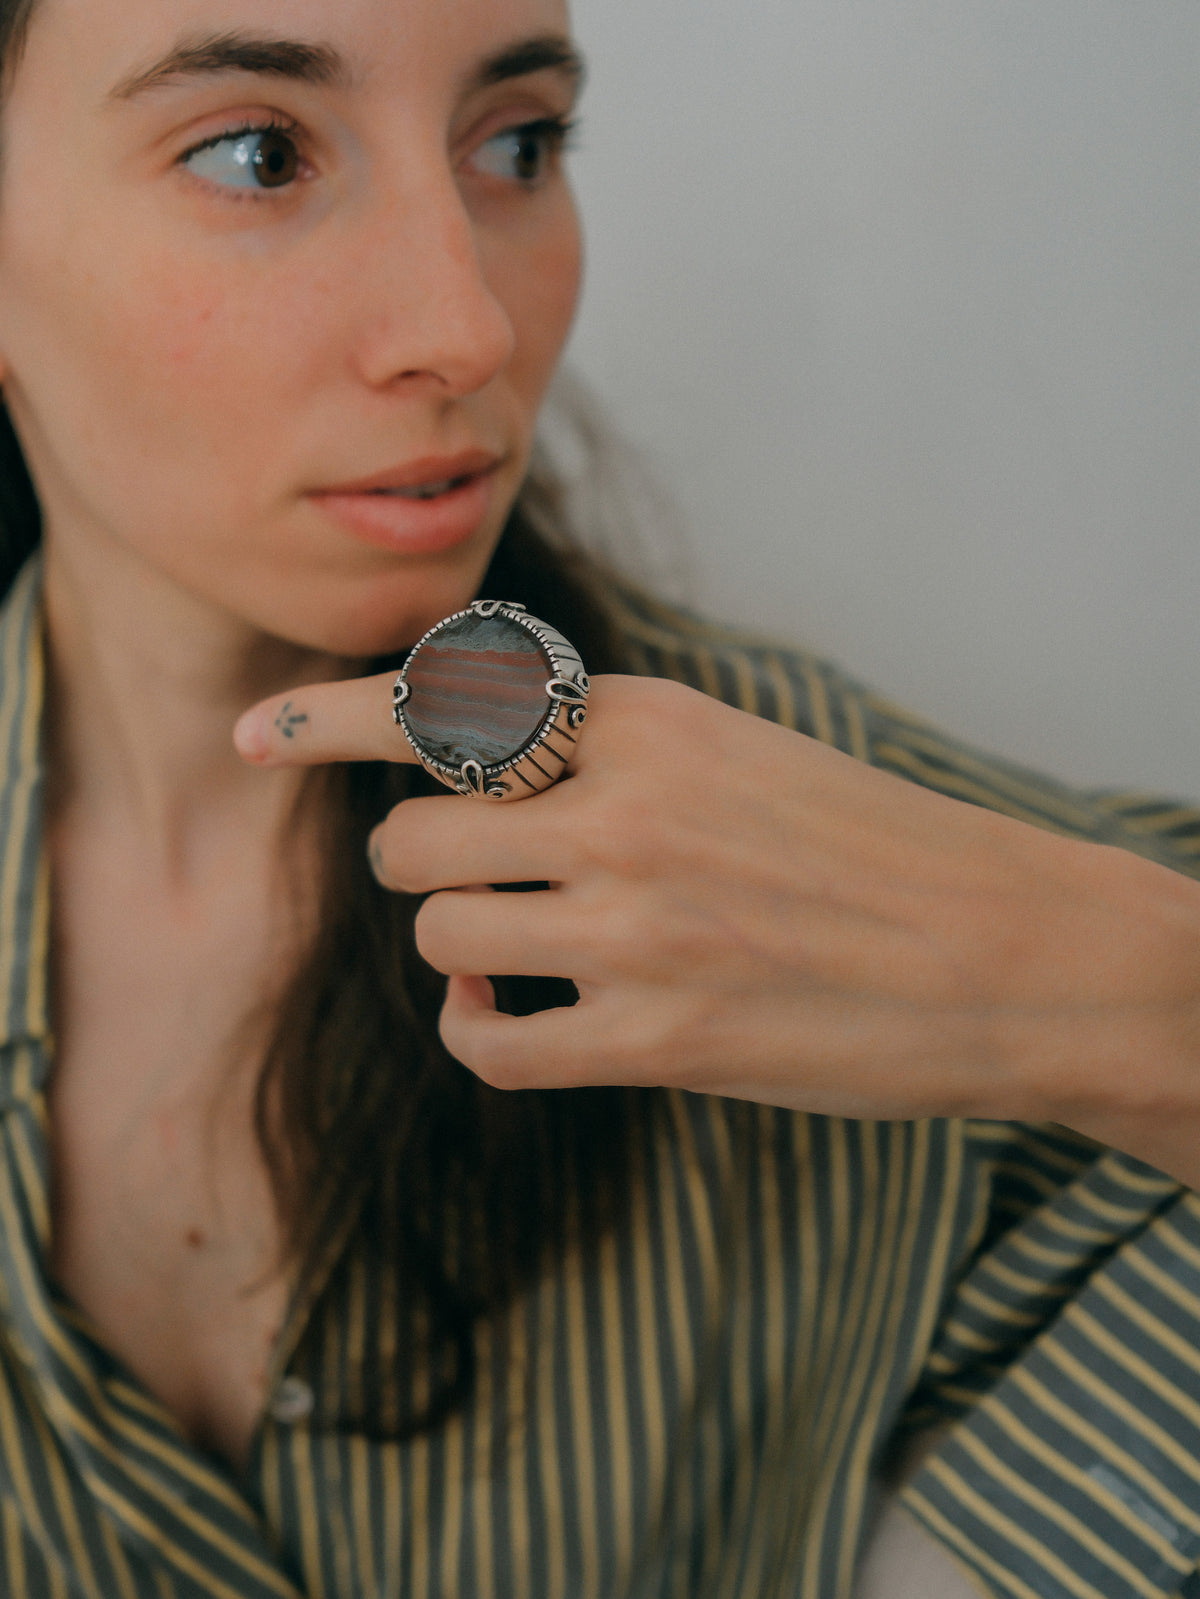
[0, 555, 50, 1050]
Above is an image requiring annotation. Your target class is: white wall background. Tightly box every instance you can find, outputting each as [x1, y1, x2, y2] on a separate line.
[561, 0, 1200, 796]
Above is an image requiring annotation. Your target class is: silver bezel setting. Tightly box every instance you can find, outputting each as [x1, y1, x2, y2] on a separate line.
[392, 600, 590, 800]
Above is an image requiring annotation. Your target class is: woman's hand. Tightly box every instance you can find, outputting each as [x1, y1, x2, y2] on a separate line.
[236, 674, 1200, 1181]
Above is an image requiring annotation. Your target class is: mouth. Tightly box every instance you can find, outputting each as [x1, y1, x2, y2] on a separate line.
[309, 451, 507, 556]
[366, 470, 488, 503]
[315, 450, 504, 500]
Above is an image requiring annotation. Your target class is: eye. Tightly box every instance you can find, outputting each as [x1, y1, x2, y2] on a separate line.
[182, 124, 303, 192]
[470, 118, 575, 189]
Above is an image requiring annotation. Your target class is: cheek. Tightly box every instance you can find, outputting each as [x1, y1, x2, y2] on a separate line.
[488, 197, 583, 400]
[9, 231, 322, 500]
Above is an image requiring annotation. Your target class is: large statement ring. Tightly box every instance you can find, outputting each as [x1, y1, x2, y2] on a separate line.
[392, 600, 590, 800]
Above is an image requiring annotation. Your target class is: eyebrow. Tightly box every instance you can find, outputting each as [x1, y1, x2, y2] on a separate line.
[108, 30, 584, 104]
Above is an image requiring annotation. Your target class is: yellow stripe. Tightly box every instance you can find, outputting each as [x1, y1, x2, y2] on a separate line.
[86, 1472, 298, 1599]
[842, 685, 870, 763]
[470, 1314, 495, 1599]
[257, 1423, 282, 1555]
[503, 1292, 531, 1599]
[408, 1305, 431, 1599]
[1091, 1272, 1200, 1382]
[98, 1507, 141, 1599]
[952, 1423, 1173, 1598]
[799, 660, 835, 747]
[714, 1113, 757, 1599]
[727, 648, 763, 717]
[801, 1119, 888, 1594]
[25, 844, 50, 1056]
[1037, 1207, 1123, 1247]
[903, 1125, 972, 1383]
[3, 1495, 28, 1597]
[922, 1453, 1112, 1599]
[598, 1225, 633, 1587]
[380, 1444, 402, 1599]
[763, 654, 798, 733]
[7, 1113, 49, 1264]
[872, 745, 1083, 831]
[1069, 1183, 1175, 1229]
[0, 1154, 275, 1567]
[628, 1121, 666, 1563]
[348, 1435, 376, 1599]
[437, 1407, 465, 1596]
[1039, 1336, 1200, 1486]
[152, 1568, 177, 1599]
[954, 1279, 1046, 1328]
[657, 1100, 698, 1599]
[563, 1205, 600, 1599]
[0, 1356, 60, 1580]
[1155, 1211, 1200, 1274]
[0, 566, 39, 1043]
[1007, 1229, 1099, 1271]
[694, 1097, 737, 1593]
[877, 726, 1101, 830]
[837, 1122, 939, 1594]
[903, 1486, 1054, 1599]
[1095, 1158, 1181, 1198]
[980, 1389, 1188, 1566]
[1009, 1363, 1200, 1536]
[290, 1424, 326, 1599]
[975, 1252, 1072, 1302]
[344, 1253, 376, 1599]
[1066, 1299, 1200, 1433]
[1104, 805, 1200, 837]
[662, 1097, 716, 1599]
[532, 1268, 563, 1599]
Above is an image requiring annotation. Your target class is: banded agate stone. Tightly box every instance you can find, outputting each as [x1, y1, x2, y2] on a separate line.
[404, 611, 552, 767]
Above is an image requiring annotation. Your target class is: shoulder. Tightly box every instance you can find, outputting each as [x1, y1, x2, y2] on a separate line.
[606, 580, 1200, 875]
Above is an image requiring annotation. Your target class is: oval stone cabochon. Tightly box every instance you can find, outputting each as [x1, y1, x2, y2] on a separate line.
[404, 611, 553, 767]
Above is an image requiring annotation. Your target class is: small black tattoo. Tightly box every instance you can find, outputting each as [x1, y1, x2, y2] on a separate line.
[275, 701, 309, 740]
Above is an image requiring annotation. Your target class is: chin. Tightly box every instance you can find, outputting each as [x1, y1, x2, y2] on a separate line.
[256, 565, 494, 662]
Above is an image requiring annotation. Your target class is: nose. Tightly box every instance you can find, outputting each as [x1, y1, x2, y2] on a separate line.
[350, 166, 517, 399]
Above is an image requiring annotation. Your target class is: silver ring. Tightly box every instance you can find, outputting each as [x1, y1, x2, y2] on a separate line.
[392, 600, 589, 800]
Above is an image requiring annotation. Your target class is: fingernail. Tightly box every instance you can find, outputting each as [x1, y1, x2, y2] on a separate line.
[233, 709, 268, 762]
[367, 828, 387, 885]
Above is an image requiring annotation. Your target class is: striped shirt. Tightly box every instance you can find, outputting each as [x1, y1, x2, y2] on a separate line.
[2, 556, 1200, 1599]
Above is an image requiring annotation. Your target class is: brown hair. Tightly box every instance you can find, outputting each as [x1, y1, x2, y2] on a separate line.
[0, 0, 645, 1438]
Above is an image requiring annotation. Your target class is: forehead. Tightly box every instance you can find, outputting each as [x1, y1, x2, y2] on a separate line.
[18, 0, 573, 101]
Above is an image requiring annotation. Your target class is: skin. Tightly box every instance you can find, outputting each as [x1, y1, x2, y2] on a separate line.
[0, 0, 583, 1469]
[4, 0, 1200, 1482]
[240, 671, 1200, 1189]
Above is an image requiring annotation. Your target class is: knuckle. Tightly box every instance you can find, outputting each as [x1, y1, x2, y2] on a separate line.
[445, 1026, 534, 1091]
[371, 806, 430, 894]
[583, 792, 663, 878]
[413, 893, 456, 970]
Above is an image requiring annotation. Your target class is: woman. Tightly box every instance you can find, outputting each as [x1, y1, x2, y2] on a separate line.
[1, 0, 1199, 1594]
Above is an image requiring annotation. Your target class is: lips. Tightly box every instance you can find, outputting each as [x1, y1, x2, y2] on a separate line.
[309, 451, 506, 556]
[314, 450, 503, 500]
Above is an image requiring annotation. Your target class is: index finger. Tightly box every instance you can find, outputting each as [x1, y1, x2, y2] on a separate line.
[235, 670, 420, 767]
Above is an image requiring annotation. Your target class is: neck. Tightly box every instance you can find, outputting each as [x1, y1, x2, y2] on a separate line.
[42, 531, 354, 890]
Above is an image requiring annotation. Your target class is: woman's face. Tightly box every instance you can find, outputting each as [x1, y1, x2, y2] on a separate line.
[0, 0, 583, 654]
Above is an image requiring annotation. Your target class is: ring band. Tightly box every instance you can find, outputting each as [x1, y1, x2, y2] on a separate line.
[392, 600, 590, 800]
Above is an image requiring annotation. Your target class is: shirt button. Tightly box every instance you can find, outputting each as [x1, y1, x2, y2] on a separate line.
[269, 1376, 314, 1425]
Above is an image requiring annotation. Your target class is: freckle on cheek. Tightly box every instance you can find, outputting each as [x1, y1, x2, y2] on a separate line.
[184, 1228, 207, 1250]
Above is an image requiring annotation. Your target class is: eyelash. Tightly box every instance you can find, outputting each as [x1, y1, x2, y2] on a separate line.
[177, 114, 307, 201]
[181, 115, 302, 162]
[176, 111, 579, 202]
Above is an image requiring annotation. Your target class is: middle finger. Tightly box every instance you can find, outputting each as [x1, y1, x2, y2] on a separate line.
[371, 788, 576, 894]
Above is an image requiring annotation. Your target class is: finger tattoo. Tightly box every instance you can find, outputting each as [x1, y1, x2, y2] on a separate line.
[274, 701, 309, 740]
